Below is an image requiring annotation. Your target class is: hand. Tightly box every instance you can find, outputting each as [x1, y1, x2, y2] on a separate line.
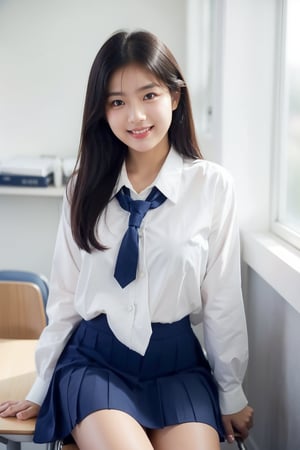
[0, 400, 40, 420]
[222, 405, 254, 444]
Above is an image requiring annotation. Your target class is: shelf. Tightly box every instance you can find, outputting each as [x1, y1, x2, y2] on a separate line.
[0, 186, 65, 197]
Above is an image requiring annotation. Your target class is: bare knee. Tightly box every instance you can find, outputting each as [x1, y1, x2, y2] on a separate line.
[72, 409, 154, 450]
[149, 422, 220, 450]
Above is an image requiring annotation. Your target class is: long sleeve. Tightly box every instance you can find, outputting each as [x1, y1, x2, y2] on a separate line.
[200, 172, 248, 415]
[26, 194, 82, 405]
[26, 150, 249, 411]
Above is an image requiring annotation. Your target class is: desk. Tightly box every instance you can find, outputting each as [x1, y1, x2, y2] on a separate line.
[0, 339, 40, 450]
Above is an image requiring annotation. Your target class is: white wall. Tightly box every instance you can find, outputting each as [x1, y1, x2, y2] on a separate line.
[0, 0, 186, 159]
[214, 0, 277, 232]
[215, 1, 300, 450]
[0, 0, 187, 277]
[1, 3, 300, 450]
[245, 268, 300, 449]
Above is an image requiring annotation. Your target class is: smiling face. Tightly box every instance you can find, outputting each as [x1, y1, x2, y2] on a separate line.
[105, 64, 179, 158]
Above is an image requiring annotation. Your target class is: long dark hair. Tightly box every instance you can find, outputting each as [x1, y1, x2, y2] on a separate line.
[69, 30, 203, 252]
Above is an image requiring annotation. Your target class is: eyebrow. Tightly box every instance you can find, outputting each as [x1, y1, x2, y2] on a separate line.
[107, 82, 160, 97]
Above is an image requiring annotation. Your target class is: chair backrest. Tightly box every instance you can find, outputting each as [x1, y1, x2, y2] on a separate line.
[0, 270, 49, 309]
[0, 281, 47, 339]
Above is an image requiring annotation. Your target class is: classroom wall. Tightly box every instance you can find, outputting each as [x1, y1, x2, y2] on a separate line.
[0, 0, 187, 160]
[244, 267, 300, 449]
[1, 3, 300, 450]
[0, 0, 187, 277]
[217, 1, 300, 449]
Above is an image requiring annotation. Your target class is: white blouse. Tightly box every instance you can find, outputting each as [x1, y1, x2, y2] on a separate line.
[26, 148, 248, 415]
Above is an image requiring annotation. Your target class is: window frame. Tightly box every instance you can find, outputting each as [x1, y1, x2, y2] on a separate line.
[271, 0, 300, 250]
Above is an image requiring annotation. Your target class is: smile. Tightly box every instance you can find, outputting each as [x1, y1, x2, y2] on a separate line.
[128, 126, 153, 136]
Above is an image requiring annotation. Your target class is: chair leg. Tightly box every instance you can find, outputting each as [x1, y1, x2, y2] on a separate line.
[5, 441, 21, 450]
[0, 437, 20, 450]
[236, 437, 248, 450]
[46, 442, 59, 450]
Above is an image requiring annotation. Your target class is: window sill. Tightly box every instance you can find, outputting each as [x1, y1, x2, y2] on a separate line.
[241, 231, 300, 313]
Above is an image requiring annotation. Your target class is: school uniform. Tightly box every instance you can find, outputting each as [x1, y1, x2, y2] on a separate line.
[27, 148, 248, 443]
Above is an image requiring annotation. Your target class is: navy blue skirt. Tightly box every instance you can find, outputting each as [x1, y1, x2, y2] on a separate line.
[34, 315, 225, 443]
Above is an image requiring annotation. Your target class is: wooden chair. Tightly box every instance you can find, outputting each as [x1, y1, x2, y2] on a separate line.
[0, 281, 47, 339]
[0, 270, 49, 309]
[0, 339, 38, 450]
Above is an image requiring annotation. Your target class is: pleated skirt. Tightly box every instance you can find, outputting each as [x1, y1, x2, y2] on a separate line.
[34, 314, 225, 443]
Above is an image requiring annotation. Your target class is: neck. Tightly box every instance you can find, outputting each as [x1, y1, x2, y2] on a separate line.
[126, 146, 170, 193]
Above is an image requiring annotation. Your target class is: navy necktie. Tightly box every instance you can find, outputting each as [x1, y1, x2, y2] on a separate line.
[114, 186, 167, 288]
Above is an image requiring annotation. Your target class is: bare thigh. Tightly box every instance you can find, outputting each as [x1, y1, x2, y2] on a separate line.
[149, 422, 220, 450]
[72, 409, 154, 450]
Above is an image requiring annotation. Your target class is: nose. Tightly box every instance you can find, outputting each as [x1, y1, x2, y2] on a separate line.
[128, 100, 146, 123]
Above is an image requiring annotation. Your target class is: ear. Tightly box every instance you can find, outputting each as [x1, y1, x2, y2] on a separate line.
[171, 90, 181, 111]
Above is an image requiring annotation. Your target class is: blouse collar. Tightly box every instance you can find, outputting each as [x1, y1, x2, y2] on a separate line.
[113, 148, 184, 204]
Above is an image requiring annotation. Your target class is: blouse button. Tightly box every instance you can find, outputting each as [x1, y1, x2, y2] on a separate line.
[128, 304, 134, 312]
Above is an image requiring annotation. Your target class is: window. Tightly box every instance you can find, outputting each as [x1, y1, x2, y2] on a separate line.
[186, 0, 215, 136]
[272, 0, 300, 250]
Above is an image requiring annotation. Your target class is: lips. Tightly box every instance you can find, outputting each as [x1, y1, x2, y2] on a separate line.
[128, 126, 153, 137]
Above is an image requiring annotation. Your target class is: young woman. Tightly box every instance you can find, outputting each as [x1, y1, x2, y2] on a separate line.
[0, 30, 253, 450]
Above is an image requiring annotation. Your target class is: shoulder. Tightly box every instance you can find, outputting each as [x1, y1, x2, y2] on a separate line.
[182, 157, 235, 192]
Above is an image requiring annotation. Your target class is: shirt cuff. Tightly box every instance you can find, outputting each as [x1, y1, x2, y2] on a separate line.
[218, 384, 248, 415]
[25, 376, 50, 406]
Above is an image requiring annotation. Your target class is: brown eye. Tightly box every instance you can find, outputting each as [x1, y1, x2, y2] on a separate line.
[111, 99, 124, 107]
[144, 92, 157, 100]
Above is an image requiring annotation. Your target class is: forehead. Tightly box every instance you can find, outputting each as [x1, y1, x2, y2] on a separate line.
[108, 64, 162, 91]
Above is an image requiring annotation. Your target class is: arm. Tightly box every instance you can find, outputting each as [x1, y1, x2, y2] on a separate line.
[29, 193, 83, 404]
[0, 193, 82, 419]
[200, 170, 253, 441]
